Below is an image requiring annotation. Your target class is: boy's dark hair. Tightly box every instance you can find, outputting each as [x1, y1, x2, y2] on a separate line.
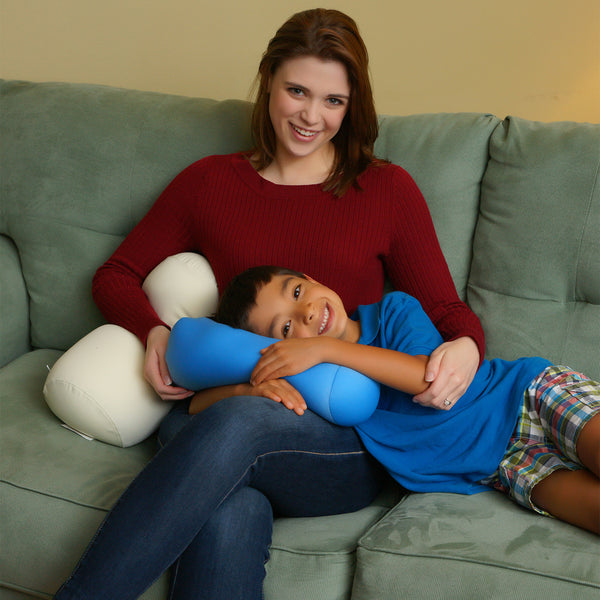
[214, 266, 307, 332]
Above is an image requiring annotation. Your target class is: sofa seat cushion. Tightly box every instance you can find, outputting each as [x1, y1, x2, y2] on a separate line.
[1, 349, 167, 599]
[1, 349, 402, 599]
[352, 491, 600, 600]
[265, 487, 400, 600]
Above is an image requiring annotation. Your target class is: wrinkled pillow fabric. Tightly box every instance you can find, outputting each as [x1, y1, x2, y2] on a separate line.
[43, 253, 218, 447]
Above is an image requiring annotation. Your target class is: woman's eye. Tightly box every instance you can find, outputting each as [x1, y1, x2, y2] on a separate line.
[289, 87, 304, 96]
[293, 284, 301, 300]
[327, 97, 344, 106]
[282, 322, 291, 338]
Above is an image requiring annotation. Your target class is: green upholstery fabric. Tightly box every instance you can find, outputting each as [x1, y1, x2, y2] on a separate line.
[469, 117, 600, 379]
[0, 350, 168, 598]
[0, 235, 30, 367]
[352, 492, 600, 600]
[0, 80, 253, 352]
[375, 113, 500, 299]
[2, 80, 598, 599]
[265, 489, 400, 600]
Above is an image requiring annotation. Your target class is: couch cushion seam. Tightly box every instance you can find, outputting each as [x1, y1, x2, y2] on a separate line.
[355, 546, 600, 588]
[1, 479, 111, 512]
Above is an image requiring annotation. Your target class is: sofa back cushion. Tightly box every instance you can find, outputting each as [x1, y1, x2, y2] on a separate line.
[469, 117, 600, 379]
[2, 79, 500, 353]
[0, 80, 253, 351]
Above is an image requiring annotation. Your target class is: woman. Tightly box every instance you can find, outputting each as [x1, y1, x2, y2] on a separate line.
[56, 8, 484, 600]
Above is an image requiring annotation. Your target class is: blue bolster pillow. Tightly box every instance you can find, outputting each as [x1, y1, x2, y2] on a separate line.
[165, 317, 380, 426]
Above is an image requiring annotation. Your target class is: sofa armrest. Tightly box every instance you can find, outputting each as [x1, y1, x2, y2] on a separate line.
[0, 234, 30, 366]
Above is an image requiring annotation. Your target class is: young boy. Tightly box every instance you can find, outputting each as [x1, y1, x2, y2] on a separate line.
[194, 266, 600, 534]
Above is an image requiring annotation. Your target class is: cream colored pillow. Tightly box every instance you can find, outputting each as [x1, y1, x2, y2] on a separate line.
[43, 253, 218, 447]
[141, 251, 219, 328]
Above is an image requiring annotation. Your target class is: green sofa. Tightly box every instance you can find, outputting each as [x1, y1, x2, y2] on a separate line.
[1, 79, 599, 600]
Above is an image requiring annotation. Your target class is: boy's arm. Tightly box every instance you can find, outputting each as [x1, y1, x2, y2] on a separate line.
[189, 381, 307, 415]
[252, 338, 429, 396]
[189, 384, 245, 414]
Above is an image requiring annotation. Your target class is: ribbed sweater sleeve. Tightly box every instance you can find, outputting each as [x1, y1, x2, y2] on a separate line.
[383, 167, 485, 360]
[92, 162, 203, 344]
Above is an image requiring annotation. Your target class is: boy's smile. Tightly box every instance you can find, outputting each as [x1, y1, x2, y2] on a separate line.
[247, 275, 360, 343]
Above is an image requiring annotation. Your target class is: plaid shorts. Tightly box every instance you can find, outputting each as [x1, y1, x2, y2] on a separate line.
[481, 365, 600, 515]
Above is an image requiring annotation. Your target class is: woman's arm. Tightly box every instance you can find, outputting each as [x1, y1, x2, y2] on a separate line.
[92, 163, 202, 345]
[384, 167, 484, 407]
[92, 165, 204, 399]
[251, 337, 429, 396]
[385, 168, 484, 356]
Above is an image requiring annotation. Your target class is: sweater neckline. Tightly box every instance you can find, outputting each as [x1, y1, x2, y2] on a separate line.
[231, 152, 332, 198]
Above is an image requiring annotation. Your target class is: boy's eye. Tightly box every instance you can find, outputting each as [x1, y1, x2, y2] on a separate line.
[282, 321, 291, 338]
[293, 284, 301, 300]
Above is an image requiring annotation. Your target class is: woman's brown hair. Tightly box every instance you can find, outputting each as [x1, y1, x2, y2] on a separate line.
[251, 9, 379, 197]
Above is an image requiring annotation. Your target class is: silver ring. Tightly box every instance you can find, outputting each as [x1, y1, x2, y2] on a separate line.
[444, 399, 451, 406]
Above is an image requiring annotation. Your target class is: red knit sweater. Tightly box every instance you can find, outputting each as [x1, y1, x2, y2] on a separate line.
[92, 153, 484, 356]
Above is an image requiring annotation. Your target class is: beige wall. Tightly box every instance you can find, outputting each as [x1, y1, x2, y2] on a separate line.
[2, 0, 599, 122]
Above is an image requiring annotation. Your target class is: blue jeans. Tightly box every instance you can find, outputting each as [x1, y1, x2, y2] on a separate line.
[55, 396, 385, 600]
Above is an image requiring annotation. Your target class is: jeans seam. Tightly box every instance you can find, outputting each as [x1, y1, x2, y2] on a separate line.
[222, 448, 368, 508]
[168, 560, 180, 600]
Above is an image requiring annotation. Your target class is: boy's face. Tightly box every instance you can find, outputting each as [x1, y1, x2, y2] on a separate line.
[247, 274, 360, 342]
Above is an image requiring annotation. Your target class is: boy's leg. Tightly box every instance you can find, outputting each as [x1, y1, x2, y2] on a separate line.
[489, 367, 600, 534]
[576, 412, 600, 476]
[530, 370, 600, 534]
[530, 466, 600, 534]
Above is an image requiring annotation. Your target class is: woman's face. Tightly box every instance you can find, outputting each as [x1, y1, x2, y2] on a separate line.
[268, 56, 350, 165]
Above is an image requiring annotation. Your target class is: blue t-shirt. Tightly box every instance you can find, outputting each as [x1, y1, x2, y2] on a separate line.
[353, 292, 551, 494]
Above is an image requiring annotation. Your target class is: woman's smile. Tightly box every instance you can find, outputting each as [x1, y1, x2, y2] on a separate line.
[290, 123, 321, 140]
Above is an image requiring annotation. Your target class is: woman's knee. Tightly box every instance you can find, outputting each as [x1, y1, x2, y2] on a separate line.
[170, 488, 272, 599]
[159, 396, 275, 452]
[204, 487, 273, 548]
[162, 396, 295, 475]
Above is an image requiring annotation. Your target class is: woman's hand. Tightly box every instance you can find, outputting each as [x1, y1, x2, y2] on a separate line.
[251, 338, 327, 385]
[144, 325, 194, 401]
[412, 336, 480, 410]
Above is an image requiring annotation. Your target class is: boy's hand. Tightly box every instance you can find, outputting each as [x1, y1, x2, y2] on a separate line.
[251, 338, 329, 385]
[241, 380, 307, 415]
